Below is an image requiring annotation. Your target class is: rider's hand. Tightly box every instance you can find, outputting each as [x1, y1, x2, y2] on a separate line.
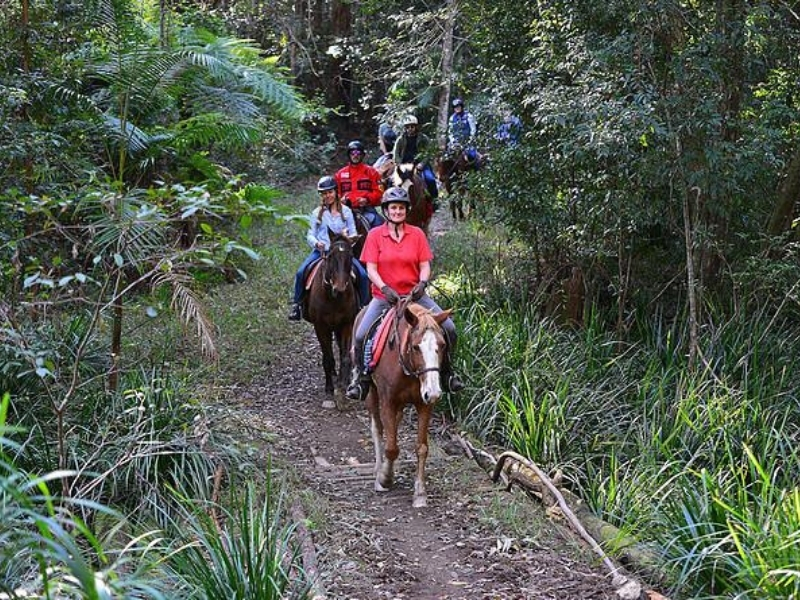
[357, 196, 368, 207]
[315, 241, 325, 250]
[381, 285, 401, 305]
[410, 280, 428, 301]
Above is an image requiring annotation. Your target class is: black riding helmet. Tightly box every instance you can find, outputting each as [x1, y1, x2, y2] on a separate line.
[347, 140, 365, 155]
[317, 175, 337, 192]
[452, 97, 465, 108]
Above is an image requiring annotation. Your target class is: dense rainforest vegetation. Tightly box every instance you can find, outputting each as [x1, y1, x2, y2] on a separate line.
[1, 0, 799, 598]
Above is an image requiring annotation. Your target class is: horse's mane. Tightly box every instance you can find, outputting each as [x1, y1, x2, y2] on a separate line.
[406, 303, 439, 330]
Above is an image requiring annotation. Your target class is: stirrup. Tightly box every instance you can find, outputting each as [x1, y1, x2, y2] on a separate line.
[288, 303, 301, 321]
[346, 379, 368, 401]
[445, 373, 465, 393]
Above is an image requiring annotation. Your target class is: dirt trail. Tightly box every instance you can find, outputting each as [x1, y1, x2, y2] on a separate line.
[230, 332, 621, 600]
[215, 206, 644, 599]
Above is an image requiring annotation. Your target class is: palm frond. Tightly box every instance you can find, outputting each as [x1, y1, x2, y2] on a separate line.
[186, 85, 262, 119]
[153, 270, 218, 362]
[101, 114, 153, 154]
[178, 30, 304, 119]
[172, 113, 261, 151]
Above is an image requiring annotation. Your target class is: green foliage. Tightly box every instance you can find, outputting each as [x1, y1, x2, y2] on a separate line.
[165, 480, 310, 599]
[435, 217, 800, 598]
[0, 393, 172, 599]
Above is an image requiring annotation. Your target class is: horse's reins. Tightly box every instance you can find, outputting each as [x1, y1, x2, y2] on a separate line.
[391, 299, 442, 378]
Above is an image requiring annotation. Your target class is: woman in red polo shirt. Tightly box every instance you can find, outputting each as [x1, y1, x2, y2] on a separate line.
[346, 187, 464, 401]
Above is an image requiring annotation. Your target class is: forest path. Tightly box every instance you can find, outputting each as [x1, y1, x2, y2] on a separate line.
[214, 207, 626, 599]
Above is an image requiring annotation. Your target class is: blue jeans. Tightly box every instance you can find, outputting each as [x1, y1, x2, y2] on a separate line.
[421, 165, 438, 199]
[293, 249, 322, 303]
[361, 206, 385, 228]
[293, 250, 370, 307]
[353, 294, 456, 372]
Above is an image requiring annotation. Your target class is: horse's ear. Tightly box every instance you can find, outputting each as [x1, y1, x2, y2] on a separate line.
[404, 304, 420, 327]
[434, 308, 453, 324]
[347, 234, 361, 246]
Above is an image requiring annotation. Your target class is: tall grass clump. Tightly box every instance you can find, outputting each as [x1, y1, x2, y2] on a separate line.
[165, 479, 310, 599]
[433, 220, 800, 598]
[0, 393, 171, 598]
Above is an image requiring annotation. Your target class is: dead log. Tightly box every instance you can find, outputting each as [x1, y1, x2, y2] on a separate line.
[454, 433, 668, 600]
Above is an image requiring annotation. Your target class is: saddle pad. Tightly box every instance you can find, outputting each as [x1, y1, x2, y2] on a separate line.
[303, 258, 323, 290]
[368, 307, 397, 369]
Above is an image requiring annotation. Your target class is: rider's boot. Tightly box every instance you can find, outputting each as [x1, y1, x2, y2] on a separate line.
[442, 354, 465, 393]
[288, 302, 302, 321]
[345, 344, 371, 401]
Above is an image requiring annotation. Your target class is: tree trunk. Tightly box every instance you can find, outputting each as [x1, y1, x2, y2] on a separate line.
[437, 0, 458, 151]
[330, 0, 353, 119]
[767, 146, 800, 237]
[683, 185, 700, 369]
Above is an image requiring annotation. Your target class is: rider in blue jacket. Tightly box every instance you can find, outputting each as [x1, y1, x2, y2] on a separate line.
[447, 98, 481, 164]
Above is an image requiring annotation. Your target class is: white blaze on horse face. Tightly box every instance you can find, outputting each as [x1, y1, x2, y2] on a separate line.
[418, 329, 442, 403]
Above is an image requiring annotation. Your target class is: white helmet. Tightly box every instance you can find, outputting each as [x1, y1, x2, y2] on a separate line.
[403, 114, 419, 127]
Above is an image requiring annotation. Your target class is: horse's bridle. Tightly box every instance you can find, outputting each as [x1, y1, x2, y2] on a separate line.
[321, 239, 352, 290]
[393, 303, 443, 378]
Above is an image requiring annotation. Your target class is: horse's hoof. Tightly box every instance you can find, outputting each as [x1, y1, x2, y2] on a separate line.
[375, 480, 389, 492]
[322, 399, 335, 409]
[413, 496, 427, 508]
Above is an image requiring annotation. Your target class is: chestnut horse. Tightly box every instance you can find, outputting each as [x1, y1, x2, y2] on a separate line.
[391, 163, 433, 235]
[358, 301, 452, 507]
[302, 231, 359, 403]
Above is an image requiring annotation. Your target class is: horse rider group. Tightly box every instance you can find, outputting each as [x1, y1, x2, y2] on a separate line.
[289, 106, 475, 396]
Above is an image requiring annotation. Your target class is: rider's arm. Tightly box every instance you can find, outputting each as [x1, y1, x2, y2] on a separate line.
[418, 261, 431, 284]
[366, 262, 384, 289]
[306, 210, 324, 249]
[342, 206, 357, 236]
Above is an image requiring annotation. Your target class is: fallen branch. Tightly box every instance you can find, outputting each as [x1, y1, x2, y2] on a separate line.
[290, 500, 327, 600]
[453, 432, 669, 599]
[492, 450, 645, 600]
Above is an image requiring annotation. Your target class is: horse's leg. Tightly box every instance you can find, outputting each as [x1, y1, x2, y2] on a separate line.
[314, 324, 335, 395]
[367, 389, 385, 485]
[413, 404, 432, 508]
[338, 324, 353, 392]
[376, 398, 399, 491]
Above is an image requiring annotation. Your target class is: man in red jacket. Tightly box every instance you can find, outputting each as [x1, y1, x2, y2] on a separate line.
[336, 140, 385, 229]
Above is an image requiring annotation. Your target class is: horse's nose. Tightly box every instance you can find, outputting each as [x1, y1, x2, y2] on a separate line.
[422, 390, 441, 405]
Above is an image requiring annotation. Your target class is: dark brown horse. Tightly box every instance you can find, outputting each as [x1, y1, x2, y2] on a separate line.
[435, 151, 481, 220]
[302, 231, 359, 404]
[357, 301, 452, 507]
[391, 163, 433, 235]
